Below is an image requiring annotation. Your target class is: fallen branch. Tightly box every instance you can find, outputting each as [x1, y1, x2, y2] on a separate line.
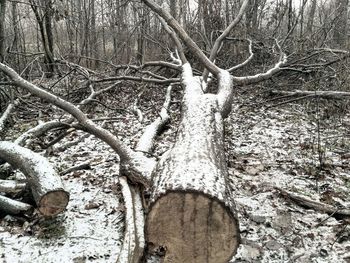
[117, 177, 145, 263]
[0, 141, 69, 216]
[52, 133, 90, 153]
[0, 62, 156, 187]
[270, 90, 350, 100]
[60, 161, 91, 176]
[0, 194, 32, 215]
[136, 85, 172, 153]
[0, 100, 18, 134]
[0, 179, 26, 193]
[275, 187, 350, 217]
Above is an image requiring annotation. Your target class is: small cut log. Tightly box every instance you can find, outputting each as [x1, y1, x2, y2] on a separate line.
[146, 91, 240, 263]
[0, 195, 32, 215]
[0, 141, 69, 216]
[0, 179, 26, 193]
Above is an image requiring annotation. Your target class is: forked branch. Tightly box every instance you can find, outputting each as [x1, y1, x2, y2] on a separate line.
[141, 0, 221, 76]
[232, 39, 287, 85]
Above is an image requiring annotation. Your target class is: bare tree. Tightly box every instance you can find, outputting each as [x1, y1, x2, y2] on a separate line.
[29, 0, 55, 75]
[333, 0, 349, 47]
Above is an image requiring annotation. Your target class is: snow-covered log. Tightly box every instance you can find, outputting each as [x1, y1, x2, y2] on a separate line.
[0, 195, 32, 214]
[146, 65, 240, 263]
[0, 179, 26, 193]
[117, 177, 145, 263]
[0, 141, 69, 216]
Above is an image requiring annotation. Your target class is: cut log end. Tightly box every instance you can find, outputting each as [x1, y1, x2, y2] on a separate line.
[146, 192, 239, 263]
[38, 190, 69, 216]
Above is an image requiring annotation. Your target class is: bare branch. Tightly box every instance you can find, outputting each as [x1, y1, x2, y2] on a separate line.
[0, 195, 32, 215]
[141, 0, 221, 76]
[217, 70, 234, 118]
[158, 16, 187, 64]
[60, 161, 91, 176]
[0, 179, 26, 193]
[93, 75, 179, 85]
[270, 90, 350, 100]
[232, 40, 287, 85]
[228, 39, 254, 72]
[0, 62, 134, 162]
[136, 85, 172, 153]
[203, 0, 250, 80]
[276, 187, 350, 217]
[0, 100, 18, 133]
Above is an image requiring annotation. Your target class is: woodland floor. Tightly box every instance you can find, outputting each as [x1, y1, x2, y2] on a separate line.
[1, 84, 350, 263]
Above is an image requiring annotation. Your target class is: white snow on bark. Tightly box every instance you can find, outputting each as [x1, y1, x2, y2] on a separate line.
[182, 63, 204, 101]
[217, 69, 234, 118]
[0, 141, 67, 205]
[136, 85, 172, 153]
[0, 102, 15, 133]
[151, 95, 238, 215]
[15, 120, 64, 146]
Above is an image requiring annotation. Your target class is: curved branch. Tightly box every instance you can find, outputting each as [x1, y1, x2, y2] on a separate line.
[232, 40, 287, 85]
[157, 16, 187, 64]
[0, 62, 156, 186]
[0, 62, 134, 162]
[228, 39, 254, 72]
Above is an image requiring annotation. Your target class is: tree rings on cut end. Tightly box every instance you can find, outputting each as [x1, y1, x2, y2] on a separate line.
[38, 190, 69, 216]
[146, 192, 239, 263]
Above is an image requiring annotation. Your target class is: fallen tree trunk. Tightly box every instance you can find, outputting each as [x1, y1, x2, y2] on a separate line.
[146, 71, 240, 263]
[0, 141, 69, 216]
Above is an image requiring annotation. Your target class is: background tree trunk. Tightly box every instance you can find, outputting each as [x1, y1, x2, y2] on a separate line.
[0, 0, 6, 62]
[333, 0, 349, 47]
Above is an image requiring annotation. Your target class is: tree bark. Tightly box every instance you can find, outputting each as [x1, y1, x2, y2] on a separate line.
[0, 0, 6, 62]
[0, 141, 69, 216]
[306, 0, 316, 36]
[333, 0, 349, 47]
[30, 0, 55, 76]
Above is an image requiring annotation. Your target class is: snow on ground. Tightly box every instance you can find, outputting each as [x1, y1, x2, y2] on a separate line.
[227, 100, 350, 262]
[1, 135, 125, 263]
[1, 94, 350, 262]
